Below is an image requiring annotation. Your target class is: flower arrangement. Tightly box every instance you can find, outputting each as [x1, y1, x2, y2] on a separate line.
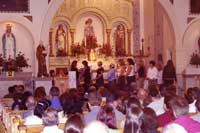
[0, 52, 30, 72]
[190, 51, 200, 67]
[71, 43, 85, 56]
[99, 44, 112, 56]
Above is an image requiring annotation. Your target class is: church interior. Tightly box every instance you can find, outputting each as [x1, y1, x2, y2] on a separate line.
[0, 0, 200, 133]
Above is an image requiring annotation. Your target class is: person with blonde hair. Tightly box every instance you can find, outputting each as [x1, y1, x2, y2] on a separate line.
[83, 121, 109, 133]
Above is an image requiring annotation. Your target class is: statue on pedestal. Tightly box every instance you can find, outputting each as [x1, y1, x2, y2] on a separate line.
[36, 41, 48, 77]
[55, 24, 67, 57]
[2, 24, 16, 59]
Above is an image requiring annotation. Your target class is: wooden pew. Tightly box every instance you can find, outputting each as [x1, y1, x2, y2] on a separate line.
[18, 123, 65, 133]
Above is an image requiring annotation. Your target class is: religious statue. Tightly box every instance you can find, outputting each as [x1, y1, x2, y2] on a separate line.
[2, 24, 16, 59]
[55, 24, 67, 56]
[83, 18, 97, 49]
[88, 49, 97, 61]
[36, 42, 48, 77]
[114, 24, 125, 56]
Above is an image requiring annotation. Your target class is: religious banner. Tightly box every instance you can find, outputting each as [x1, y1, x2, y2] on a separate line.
[0, 0, 29, 13]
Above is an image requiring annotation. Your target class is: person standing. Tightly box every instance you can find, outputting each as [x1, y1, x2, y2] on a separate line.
[126, 58, 136, 86]
[36, 41, 48, 77]
[162, 60, 176, 86]
[157, 63, 163, 88]
[116, 59, 126, 89]
[96, 61, 104, 89]
[107, 63, 116, 89]
[70, 60, 79, 86]
[147, 60, 158, 86]
[137, 59, 146, 88]
[82, 60, 91, 93]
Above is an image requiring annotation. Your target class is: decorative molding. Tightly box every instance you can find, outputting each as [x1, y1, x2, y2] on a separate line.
[23, 15, 33, 22]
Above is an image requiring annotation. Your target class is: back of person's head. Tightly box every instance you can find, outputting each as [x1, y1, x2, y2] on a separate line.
[50, 86, 60, 97]
[71, 60, 78, 68]
[83, 121, 109, 133]
[123, 106, 143, 133]
[82, 60, 88, 67]
[88, 90, 101, 106]
[137, 88, 148, 100]
[118, 59, 125, 66]
[169, 96, 189, 118]
[8, 86, 16, 94]
[167, 85, 177, 95]
[97, 61, 103, 67]
[127, 58, 135, 65]
[162, 123, 187, 133]
[148, 85, 159, 98]
[42, 108, 58, 126]
[17, 85, 25, 94]
[149, 60, 156, 66]
[109, 63, 115, 69]
[12, 92, 25, 110]
[164, 94, 176, 110]
[26, 96, 36, 110]
[34, 99, 51, 118]
[64, 114, 85, 133]
[195, 98, 200, 112]
[63, 90, 84, 115]
[127, 97, 141, 109]
[141, 107, 159, 131]
[97, 104, 116, 129]
[97, 86, 110, 98]
[34, 86, 46, 101]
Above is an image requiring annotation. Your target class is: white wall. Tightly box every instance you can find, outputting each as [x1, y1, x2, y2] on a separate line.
[0, 22, 35, 72]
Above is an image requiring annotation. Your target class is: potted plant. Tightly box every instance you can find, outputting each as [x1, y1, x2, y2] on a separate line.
[190, 51, 200, 67]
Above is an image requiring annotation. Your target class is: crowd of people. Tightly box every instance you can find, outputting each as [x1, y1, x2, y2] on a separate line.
[2, 58, 200, 133]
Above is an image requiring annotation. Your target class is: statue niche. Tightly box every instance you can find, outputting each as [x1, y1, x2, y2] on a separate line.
[55, 24, 68, 57]
[113, 24, 126, 56]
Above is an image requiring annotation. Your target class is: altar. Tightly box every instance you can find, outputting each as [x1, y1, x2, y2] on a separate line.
[0, 72, 33, 98]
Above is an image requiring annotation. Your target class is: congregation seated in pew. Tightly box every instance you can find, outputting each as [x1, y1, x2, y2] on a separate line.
[1, 59, 200, 133]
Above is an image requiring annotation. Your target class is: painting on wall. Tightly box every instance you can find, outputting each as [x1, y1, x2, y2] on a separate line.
[190, 0, 200, 14]
[0, 0, 29, 13]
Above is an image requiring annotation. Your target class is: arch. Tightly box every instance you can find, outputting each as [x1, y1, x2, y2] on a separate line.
[110, 17, 132, 29]
[0, 20, 36, 74]
[51, 16, 72, 28]
[182, 18, 200, 70]
[157, 0, 182, 73]
[0, 16, 36, 44]
[182, 18, 200, 45]
[40, 0, 64, 43]
[71, 7, 109, 28]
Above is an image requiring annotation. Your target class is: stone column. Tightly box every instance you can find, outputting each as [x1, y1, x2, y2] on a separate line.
[69, 28, 75, 55]
[106, 29, 111, 47]
[49, 28, 54, 57]
[70, 28, 75, 45]
[127, 29, 132, 56]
